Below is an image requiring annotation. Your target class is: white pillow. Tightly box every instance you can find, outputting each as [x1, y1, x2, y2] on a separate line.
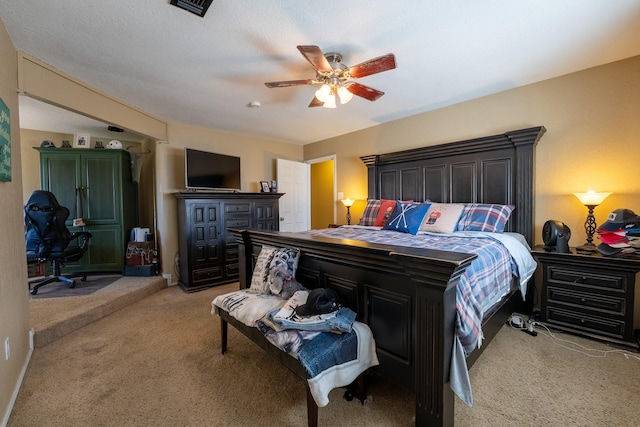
[249, 246, 276, 293]
[419, 203, 465, 234]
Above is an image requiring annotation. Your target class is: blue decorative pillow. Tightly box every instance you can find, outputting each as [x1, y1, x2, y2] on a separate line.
[456, 204, 515, 233]
[382, 201, 431, 235]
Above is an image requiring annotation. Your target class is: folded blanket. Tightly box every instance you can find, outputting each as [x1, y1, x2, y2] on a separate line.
[257, 319, 379, 407]
[212, 290, 285, 327]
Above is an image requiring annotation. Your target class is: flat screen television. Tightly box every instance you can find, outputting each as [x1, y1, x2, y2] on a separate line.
[184, 148, 241, 191]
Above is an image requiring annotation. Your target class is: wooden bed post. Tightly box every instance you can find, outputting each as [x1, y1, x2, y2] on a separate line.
[393, 253, 474, 427]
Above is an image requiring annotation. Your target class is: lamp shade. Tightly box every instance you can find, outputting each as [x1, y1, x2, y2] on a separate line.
[315, 84, 331, 102]
[340, 198, 355, 207]
[337, 86, 353, 104]
[323, 93, 337, 109]
[573, 190, 612, 206]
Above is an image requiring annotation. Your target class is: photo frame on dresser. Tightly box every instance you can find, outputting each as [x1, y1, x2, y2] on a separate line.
[73, 133, 91, 149]
[260, 181, 270, 192]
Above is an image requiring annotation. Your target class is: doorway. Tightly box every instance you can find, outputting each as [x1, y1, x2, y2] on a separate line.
[309, 157, 336, 229]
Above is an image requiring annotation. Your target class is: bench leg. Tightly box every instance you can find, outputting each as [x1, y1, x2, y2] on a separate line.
[343, 371, 368, 404]
[306, 386, 318, 427]
[220, 318, 228, 354]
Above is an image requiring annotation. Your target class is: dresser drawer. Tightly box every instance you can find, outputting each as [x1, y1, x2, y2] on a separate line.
[546, 307, 625, 339]
[225, 203, 251, 214]
[547, 266, 626, 292]
[226, 246, 238, 261]
[192, 266, 223, 284]
[547, 287, 626, 316]
[225, 217, 250, 228]
[226, 262, 239, 276]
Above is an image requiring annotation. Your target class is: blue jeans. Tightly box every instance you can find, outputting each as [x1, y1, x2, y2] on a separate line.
[264, 307, 356, 333]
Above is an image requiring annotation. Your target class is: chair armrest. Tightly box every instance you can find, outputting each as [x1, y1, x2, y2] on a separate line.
[70, 231, 92, 251]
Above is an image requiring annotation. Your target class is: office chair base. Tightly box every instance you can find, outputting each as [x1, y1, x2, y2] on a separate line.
[29, 274, 87, 295]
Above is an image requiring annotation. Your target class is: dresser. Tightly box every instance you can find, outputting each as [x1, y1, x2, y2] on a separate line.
[174, 192, 282, 292]
[37, 147, 138, 274]
[532, 246, 640, 350]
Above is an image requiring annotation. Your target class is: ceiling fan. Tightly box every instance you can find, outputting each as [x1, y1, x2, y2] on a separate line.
[265, 45, 397, 108]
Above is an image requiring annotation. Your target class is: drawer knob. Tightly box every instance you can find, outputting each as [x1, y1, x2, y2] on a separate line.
[580, 319, 585, 324]
[580, 298, 586, 303]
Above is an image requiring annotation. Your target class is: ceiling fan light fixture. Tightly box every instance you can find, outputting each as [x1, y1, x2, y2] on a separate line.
[337, 85, 353, 104]
[315, 84, 331, 102]
[323, 94, 337, 109]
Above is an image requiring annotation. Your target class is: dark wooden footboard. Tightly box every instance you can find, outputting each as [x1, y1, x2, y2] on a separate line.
[230, 228, 483, 426]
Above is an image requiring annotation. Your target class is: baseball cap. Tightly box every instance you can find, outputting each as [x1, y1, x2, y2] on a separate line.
[596, 243, 624, 256]
[597, 232, 629, 246]
[597, 209, 640, 231]
[294, 288, 342, 317]
[40, 140, 56, 148]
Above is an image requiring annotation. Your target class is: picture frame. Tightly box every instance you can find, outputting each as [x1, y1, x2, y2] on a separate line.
[260, 181, 270, 192]
[73, 133, 91, 149]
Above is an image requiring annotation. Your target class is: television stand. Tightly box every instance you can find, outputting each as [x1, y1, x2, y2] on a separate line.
[173, 191, 283, 292]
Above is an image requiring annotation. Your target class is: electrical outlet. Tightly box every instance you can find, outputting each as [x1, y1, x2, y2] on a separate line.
[4, 337, 9, 360]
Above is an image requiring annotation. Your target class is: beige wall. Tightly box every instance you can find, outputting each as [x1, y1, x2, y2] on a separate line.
[155, 123, 303, 283]
[305, 56, 640, 247]
[0, 21, 31, 425]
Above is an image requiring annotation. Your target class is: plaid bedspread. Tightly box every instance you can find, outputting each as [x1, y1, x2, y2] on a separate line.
[304, 228, 516, 355]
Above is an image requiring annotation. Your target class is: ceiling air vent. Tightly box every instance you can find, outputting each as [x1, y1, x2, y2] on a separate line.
[170, 0, 214, 17]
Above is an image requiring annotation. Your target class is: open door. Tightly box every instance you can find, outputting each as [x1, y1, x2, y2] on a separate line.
[276, 158, 310, 232]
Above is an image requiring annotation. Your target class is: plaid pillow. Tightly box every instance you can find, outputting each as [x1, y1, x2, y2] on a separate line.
[359, 199, 381, 226]
[456, 204, 515, 233]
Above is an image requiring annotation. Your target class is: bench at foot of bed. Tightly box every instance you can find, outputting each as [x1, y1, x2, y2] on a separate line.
[215, 305, 373, 427]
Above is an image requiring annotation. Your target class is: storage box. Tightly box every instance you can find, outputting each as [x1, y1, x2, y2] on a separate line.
[124, 264, 157, 277]
[125, 241, 156, 266]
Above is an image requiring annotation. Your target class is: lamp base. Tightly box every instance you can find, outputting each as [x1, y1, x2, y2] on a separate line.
[576, 244, 597, 253]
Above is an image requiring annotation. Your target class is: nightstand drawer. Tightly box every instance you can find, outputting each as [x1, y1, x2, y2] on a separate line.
[547, 266, 626, 292]
[546, 307, 625, 339]
[547, 287, 626, 315]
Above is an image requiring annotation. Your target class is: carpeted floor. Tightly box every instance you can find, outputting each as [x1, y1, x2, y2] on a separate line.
[9, 283, 640, 426]
[29, 275, 167, 348]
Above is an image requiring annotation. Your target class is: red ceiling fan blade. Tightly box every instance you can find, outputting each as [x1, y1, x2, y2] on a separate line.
[347, 82, 385, 102]
[297, 45, 333, 73]
[308, 96, 324, 108]
[349, 53, 397, 79]
[265, 79, 315, 88]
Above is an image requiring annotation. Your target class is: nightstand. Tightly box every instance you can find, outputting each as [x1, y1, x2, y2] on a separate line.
[531, 246, 640, 350]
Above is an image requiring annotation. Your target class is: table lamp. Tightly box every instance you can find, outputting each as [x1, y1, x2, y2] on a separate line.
[573, 190, 612, 252]
[340, 198, 355, 225]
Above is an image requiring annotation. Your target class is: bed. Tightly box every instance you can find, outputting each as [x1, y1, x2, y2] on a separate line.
[229, 126, 546, 426]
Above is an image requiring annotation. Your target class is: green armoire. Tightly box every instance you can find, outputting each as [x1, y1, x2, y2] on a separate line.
[37, 147, 138, 274]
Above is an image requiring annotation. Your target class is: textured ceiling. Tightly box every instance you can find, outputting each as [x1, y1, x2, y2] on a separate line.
[2, 0, 640, 145]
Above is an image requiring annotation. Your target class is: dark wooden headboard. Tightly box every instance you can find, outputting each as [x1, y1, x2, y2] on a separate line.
[360, 126, 546, 245]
